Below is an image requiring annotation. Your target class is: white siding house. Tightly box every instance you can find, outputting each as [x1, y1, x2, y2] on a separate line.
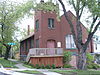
[93, 27, 100, 53]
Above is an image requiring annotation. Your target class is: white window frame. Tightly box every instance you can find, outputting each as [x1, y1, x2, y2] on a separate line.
[66, 35, 76, 49]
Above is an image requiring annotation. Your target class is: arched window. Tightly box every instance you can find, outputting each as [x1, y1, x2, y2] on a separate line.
[66, 35, 76, 49]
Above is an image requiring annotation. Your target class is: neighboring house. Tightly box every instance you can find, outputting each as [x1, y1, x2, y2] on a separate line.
[93, 28, 100, 53]
[93, 29, 100, 64]
[20, 1, 94, 67]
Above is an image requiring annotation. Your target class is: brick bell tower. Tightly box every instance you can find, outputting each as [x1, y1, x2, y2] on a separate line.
[33, 1, 61, 48]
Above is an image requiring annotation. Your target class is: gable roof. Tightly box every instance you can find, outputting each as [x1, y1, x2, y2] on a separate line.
[20, 32, 34, 42]
[61, 10, 88, 30]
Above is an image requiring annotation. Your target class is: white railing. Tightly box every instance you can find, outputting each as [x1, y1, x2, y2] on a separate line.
[26, 48, 63, 62]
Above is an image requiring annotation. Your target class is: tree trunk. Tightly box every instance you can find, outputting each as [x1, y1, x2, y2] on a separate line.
[4, 45, 11, 60]
[77, 49, 87, 70]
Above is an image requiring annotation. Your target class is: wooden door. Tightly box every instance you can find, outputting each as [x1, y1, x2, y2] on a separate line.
[47, 40, 55, 55]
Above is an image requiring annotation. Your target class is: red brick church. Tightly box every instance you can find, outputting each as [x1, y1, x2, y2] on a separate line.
[20, 1, 93, 67]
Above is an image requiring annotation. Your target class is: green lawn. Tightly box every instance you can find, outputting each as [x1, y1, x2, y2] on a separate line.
[51, 69, 100, 75]
[0, 58, 17, 68]
[17, 70, 42, 74]
[23, 62, 34, 68]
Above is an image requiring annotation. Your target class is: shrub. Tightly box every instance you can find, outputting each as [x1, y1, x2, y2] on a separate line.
[92, 63, 99, 69]
[86, 53, 100, 69]
[41, 64, 45, 69]
[23, 62, 35, 68]
[45, 64, 51, 69]
[51, 64, 56, 69]
[63, 51, 72, 64]
[63, 64, 72, 68]
[35, 64, 40, 69]
[24, 62, 28, 65]
[29, 64, 34, 67]
[86, 53, 94, 64]
[87, 63, 100, 69]
[87, 64, 93, 69]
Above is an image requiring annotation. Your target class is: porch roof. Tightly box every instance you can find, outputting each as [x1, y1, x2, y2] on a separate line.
[20, 32, 34, 42]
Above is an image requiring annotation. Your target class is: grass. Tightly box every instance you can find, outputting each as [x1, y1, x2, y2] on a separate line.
[23, 62, 35, 68]
[23, 64, 34, 68]
[52, 70, 72, 74]
[0, 58, 17, 68]
[51, 69, 100, 75]
[17, 70, 42, 74]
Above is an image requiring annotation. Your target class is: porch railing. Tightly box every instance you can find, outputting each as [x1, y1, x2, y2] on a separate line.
[26, 48, 63, 62]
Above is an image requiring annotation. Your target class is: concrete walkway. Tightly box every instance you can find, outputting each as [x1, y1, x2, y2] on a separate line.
[9, 59, 62, 75]
[15, 63, 29, 69]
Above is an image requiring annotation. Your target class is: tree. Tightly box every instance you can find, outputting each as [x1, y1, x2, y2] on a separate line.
[58, 0, 100, 70]
[0, 0, 35, 60]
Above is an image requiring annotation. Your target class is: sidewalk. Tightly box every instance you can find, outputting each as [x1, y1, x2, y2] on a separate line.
[15, 63, 29, 69]
[9, 59, 62, 75]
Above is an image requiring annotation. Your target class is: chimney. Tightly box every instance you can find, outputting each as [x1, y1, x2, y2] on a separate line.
[28, 25, 30, 35]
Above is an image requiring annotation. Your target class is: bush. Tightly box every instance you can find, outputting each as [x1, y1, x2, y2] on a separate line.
[87, 64, 93, 69]
[63, 51, 72, 64]
[24, 62, 28, 65]
[41, 64, 45, 69]
[86, 53, 100, 69]
[45, 64, 51, 69]
[63, 64, 72, 68]
[23, 62, 35, 68]
[87, 63, 100, 69]
[51, 64, 56, 69]
[86, 53, 94, 64]
[29, 64, 34, 67]
[35, 64, 40, 69]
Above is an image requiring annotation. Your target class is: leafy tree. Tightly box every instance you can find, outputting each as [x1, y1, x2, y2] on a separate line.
[0, 0, 35, 60]
[58, 0, 100, 70]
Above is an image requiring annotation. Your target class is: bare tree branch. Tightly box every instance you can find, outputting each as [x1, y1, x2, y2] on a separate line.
[92, 21, 100, 34]
[89, 16, 98, 33]
[79, 2, 85, 18]
[72, 0, 76, 11]
[84, 21, 100, 52]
